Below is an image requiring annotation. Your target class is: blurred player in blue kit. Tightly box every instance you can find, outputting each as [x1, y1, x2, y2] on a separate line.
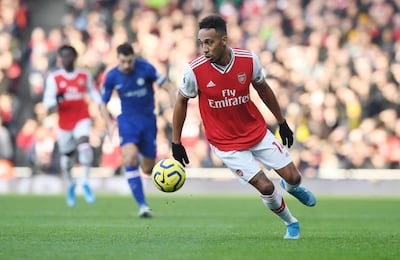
[100, 43, 168, 218]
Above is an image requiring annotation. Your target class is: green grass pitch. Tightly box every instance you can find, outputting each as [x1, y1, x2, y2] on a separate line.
[0, 194, 399, 260]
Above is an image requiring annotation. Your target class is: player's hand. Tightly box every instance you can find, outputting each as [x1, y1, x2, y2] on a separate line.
[56, 92, 64, 103]
[172, 142, 189, 166]
[279, 120, 294, 148]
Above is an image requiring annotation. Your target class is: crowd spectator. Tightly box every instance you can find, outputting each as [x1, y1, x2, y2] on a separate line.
[4, 0, 400, 177]
[0, 116, 13, 161]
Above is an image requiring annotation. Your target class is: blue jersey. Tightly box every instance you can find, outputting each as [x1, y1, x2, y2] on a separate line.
[101, 58, 166, 117]
[101, 58, 166, 157]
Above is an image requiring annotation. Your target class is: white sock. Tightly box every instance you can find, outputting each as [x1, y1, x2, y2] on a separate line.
[81, 164, 90, 184]
[60, 155, 75, 186]
[282, 178, 301, 192]
[261, 188, 297, 225]
[77, 143, 93, 184]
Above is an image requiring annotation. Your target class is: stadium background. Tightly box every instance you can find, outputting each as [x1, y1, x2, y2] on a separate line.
[0, 0, 399, 194]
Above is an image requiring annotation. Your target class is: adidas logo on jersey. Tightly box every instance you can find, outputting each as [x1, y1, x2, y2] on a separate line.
[207, 81, 216, 88]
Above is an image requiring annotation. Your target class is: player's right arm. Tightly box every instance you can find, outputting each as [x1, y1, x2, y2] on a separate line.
[172, 92, 189, 144]
[43, 73, 58, 111]
[172, 64, 197, 144]
[172, 91, 190, 166]
[171, 64, 196, 166]
[251, 52, 294, 147]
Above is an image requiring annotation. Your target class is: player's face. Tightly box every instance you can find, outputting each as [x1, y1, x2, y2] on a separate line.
[118, 54, 135, 74]
[197, 28, 228, 65]
[59, 49, 76, 71]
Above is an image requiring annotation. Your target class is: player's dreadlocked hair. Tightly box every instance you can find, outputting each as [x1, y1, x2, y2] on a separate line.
[199, 14, 227, 37]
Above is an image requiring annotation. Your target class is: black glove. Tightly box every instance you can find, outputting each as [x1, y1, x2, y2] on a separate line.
[56, 92, 64, 103]
[279, 120, 294, 148]
[172, 142, 189, 166]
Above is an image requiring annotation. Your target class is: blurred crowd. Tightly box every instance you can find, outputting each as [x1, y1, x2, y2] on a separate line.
[0, 0, 399, 178]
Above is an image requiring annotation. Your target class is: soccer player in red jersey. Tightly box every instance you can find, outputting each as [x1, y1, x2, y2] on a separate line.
[43, 45, 102, 207]
[172, 14, 316, 239]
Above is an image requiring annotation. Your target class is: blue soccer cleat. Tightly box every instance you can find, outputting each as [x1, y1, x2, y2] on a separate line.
[67, 183, 76, 207]
[83, 183, 96, 204]
[280, 179, 316, 207]
[284, 221, 300, 239]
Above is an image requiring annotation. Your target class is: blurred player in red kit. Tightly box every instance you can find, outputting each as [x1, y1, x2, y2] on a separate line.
[43, 45, 102, 207]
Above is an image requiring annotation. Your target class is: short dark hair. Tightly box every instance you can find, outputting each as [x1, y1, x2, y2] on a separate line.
[58, 45, 78, 57]
[199, 14, 227, 36]
[117, 43, 134, 55]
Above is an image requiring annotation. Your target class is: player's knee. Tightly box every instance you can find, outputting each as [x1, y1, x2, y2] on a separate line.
[141, 165, 153, 175]
[258, 180, 275, 195]
[122, 156, 138, 167]
[141, 158, 155, 175]
[280, 163, 302, 185]
[77, 143, 93, 165]
[60, 155, 73, 171]
[250, 171, 274, 195]
[285, 174, 301, 186]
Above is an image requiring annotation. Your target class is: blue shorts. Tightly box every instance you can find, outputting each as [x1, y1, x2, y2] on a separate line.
[117, 114, 157, 158]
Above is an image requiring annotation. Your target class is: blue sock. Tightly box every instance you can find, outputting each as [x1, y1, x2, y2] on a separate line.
[125, 166, 147, 207]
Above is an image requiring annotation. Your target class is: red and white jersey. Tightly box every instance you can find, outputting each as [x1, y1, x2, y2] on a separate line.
[43, 68, 102, 130]
[179, 48, 267, 151]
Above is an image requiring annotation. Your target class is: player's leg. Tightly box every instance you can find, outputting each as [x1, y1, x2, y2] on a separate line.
[74, 119, 95, 204]
[140, 156, 156, 175]
[139, 115, 157, 175]
[135, 116, 158, 216]
[57, 130, 76, 207]
[118, 115, 154, 218]
[210, 145, 299, 239]
[249, 172, 300, 239]
[255, 130, 316, 207]
[121, 143, 152, 218]
[135, 156, 156, 218]
[276, 163, 316, 207]
[249, 172, 299, 221]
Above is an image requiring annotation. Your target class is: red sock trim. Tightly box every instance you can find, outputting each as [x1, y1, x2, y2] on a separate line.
[271, 198, 286, 214]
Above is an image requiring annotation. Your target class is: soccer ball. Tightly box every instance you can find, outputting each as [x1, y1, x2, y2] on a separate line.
[151, 158, 186, 192]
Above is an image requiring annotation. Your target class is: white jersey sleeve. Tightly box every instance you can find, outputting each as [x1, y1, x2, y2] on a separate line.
[252, 52, 265, 85]
[43, 73, 58, 109]
[179, 64, 198, 98]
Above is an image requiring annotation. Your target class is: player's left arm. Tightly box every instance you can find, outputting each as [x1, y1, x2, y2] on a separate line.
[99, 71, 116, 140]
[43, 74, 58, 113]
[251, 53, 284, 124]
[251, 53, 294, 147]
[155, 72, 177, 104]
[149, 62, 177, 105]
[155, 71, 167, 87]
[253, 81, 285, 124]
